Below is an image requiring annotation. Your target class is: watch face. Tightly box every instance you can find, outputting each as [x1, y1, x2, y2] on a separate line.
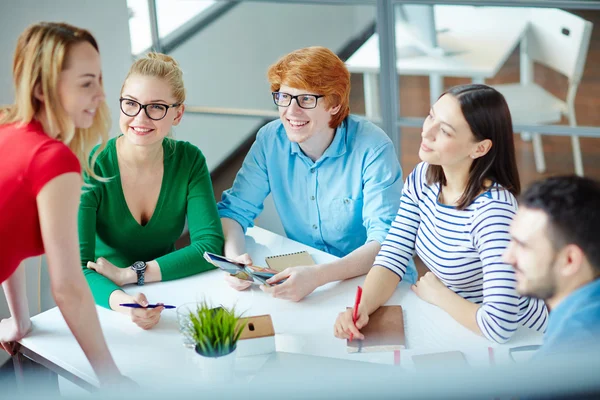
[132, 261, 146, 271]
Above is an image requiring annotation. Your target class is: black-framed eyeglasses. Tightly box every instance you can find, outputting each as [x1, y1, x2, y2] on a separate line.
[272, 92, 324, 109]
[119, 97, 181, 121]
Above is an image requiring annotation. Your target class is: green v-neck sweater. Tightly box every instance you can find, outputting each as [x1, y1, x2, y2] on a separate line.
[79, 137, 224, 308]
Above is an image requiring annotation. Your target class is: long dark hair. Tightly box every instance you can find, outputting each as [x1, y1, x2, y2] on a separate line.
[426, 84, 520, 209]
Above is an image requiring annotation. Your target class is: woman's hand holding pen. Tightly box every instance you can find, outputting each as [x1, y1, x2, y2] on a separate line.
[333, 300, 369, 340]
[121, 293, 163, 330]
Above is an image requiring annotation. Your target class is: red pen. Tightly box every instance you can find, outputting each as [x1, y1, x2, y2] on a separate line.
[349, 286, 363, 342]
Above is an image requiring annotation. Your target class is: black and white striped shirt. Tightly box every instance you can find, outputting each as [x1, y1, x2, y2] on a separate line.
[374, 162, 547, 343]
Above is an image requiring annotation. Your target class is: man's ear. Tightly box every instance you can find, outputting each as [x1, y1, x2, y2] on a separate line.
[33, 82, 44, 102]
[557, 244, 585, 278]
[172, 104, 185, 126]
[329, 104, 342, 115]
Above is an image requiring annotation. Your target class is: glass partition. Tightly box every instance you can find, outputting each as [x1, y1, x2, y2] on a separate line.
[377, 2, 600, 179]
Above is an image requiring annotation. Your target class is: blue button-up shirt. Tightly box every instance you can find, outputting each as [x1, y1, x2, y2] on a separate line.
[218, 115, 417, 283]
[536, 278, 600, 357]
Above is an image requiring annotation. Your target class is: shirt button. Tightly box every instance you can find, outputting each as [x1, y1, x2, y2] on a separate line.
[310, 195, 315, 200]
[310, 169, 315, 173]
[344, 199, 349, 204]
[312, 224, 318, 230]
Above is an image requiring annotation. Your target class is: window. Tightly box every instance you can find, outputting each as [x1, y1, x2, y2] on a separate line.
[127, 0, 217, 55]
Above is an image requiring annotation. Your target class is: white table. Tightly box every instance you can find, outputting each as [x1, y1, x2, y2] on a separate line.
[15, 226, 542, 391]
[345, 5, 532, 114]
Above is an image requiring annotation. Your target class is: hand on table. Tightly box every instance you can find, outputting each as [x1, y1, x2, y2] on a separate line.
[223, 253, 254, 291]
[0, 317, 32, 355]
[260, 265, 320, 302]
[124, 293, 164, 330]
[333, 301, 369, 340]
[87, 257, 133, 286]
[411, 271, 450, 306]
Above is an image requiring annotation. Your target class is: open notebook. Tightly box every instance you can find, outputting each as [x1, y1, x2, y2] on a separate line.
[265, 250, 315, 272]
[347, 305, 406, 353]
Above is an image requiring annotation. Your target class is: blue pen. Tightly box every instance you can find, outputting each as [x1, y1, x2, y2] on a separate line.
[119, 303, 176, 309]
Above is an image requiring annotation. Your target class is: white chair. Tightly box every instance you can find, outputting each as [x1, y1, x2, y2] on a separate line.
[493, 8, 592, 176]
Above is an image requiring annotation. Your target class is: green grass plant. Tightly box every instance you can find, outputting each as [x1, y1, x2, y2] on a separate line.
[189, 300, 247, 357]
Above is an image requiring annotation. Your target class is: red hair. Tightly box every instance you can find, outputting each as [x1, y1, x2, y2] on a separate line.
[267, 46, 350, 129]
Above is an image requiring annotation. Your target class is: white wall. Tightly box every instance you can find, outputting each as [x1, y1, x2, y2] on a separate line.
[0, 0, 132, 365]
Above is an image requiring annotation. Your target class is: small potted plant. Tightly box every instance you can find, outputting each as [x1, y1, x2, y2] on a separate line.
[188, 300, 246, 381]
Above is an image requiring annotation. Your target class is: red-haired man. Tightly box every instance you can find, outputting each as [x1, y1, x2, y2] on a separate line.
[218, 47, 416, 301]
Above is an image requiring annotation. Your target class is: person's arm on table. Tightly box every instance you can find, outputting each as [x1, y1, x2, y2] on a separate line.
[38, 173, 124, 384]
[262, 241, 381, 302]
[412, 200, 523, 343]
[333, 266, 400, 340]
[147, 149, 224, 282]
[82, 263, 163, 330]
[218, 131, 271, 290]
[334, 165, 422, 338]
[469, 203, 521, 342]
[263, 140, 405, 301]
[0, 262, 32, 355]
[108, 290, 163, 330]
[221, 218, 255, 290]
[411, 272, 481, 335]
[79, 171, 163, 330]
[221, 217, 249, 260]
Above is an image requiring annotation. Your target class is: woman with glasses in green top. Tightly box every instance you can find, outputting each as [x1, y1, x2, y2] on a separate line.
[79, 53, 224, 330]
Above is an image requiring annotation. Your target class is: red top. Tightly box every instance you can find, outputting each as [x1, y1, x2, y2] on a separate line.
[0, 120, 81, 283]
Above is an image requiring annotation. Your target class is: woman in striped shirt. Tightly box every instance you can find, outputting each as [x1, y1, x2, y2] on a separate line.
[334, 84, 547, 343]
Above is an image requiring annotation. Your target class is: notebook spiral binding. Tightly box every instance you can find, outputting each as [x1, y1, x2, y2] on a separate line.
[265, 251, 307, 259]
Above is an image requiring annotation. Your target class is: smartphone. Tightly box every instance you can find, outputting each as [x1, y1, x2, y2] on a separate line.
[203, 252, 275, 285]
[203, 252, 246, 275]
[246, 265, 277, 279]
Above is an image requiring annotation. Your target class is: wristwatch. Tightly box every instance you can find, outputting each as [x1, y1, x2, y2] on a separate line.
[130, 261, 147, 286]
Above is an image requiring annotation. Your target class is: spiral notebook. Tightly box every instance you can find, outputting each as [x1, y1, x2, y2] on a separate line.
[264, 251, 315, 272]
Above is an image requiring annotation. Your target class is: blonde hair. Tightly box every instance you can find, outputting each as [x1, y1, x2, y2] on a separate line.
[0, 22, 110, 179]
[121, 52, 186, 104]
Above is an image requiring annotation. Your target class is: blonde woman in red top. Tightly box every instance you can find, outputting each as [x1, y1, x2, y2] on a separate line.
[0, 22, 127, 386]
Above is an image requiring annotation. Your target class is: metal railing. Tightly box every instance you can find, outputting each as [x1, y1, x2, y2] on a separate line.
[185, 106, 279, 119]
[184, 106, 600, 139]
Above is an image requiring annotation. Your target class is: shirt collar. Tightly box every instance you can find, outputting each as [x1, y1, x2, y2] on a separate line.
[547, 278, 600, 333]
[289, 117, 348, 162]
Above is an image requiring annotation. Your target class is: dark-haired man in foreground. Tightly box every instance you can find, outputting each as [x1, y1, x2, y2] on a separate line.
[504, 176, 600, 356]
